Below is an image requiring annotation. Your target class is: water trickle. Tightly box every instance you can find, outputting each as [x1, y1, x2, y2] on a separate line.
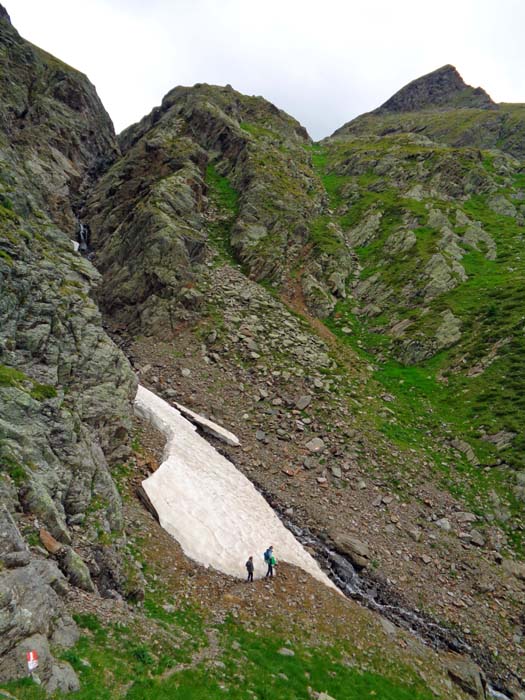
[77, 223, 90, 254]
[266, 506, 514, 700]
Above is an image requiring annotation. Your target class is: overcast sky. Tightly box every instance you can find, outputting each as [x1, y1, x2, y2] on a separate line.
[9, 0, 525, 140]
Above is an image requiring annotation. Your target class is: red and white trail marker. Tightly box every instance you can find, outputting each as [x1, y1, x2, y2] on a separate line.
[26, 650, 39, 672]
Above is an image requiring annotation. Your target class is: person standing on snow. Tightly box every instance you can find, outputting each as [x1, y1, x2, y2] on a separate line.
[245, 556, 254, 582]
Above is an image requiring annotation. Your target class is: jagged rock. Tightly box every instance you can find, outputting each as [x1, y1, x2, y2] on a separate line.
[0, 560, 76, 683]
[450, 439, 479, 466]
[481, 430, 516, 451]
[46, 661, 80, 694]
[463, 223, 497, 260]
[331, 534, 370, 569]
[0, 507, 27, 559]
[348, 211, 383, 246]
[2, 551, 30, 568]
[469, 530, 485, 547]
[435, 309, 461, 350]
[456, 512, 477, 524]
[502, 559, 525, 581]
[435, 518, 451, 531]
[424, 253, 466, 300]
[374, 64, 495, 114]
[57, 547, 95, 592]
[384, 229, 416, 255]
[487, 194, 517, 217]
[295, 395, 312, 410]
[444, 654, 487, 699]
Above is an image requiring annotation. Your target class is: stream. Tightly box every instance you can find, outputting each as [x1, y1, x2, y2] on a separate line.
[279, 509, 515, 700]
[241, 477, 516, 700]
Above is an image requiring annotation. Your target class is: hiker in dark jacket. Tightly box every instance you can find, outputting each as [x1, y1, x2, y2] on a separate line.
[245, 556, 254, 582]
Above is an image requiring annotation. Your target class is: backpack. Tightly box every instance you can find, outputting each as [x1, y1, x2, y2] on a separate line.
[264, 549, 271, 563]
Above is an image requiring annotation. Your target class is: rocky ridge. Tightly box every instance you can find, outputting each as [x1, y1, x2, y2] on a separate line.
[374, 64, 495, 114]
[84, 83, 352, 331]
[0, 8, 140, 691]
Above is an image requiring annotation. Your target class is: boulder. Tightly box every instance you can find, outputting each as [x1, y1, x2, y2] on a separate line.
[444, 654, 487, 699]
[502, 559, 525, 581]
[331, 534, 370, 569]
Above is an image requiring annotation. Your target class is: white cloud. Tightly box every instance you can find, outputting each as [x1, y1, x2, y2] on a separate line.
[9, 0, 525, 139]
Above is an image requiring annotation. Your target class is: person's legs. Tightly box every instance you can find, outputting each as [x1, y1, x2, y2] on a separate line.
[249, 572, 253, 582]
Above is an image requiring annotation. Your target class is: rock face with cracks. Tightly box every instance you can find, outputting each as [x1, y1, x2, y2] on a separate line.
[0, 7, 138, 687]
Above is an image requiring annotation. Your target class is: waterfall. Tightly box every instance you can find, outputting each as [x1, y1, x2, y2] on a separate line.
[77, 223, 89, 253]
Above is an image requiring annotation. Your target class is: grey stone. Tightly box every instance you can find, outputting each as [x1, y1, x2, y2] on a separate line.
[46, 661, 80, 694]
[305, 437, 325, 453]
[0, 507, 27, 557]
[51, 618, 80, 649]
[303, 456, 317, 470]
[295, 395, 312, 410]
[450, 439, 479, 465]
[2, 551, 30, 568]
[445, 655, 486, 699]
[380, 618, 398, 636]
[331, 534, 370, 569]
[469, 530, 485, 547]
[502, 559, 525, 581]
[456, 512, 477, 523]
[435, 310, 461, 350]
[278, 647, 295, 657]
[57, 547, 95, 592]
[435, 518, 451, 531]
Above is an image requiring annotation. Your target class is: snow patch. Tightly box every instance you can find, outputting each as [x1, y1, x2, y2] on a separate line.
[174, 402, 240, 447]
[134, 385, 336, 589]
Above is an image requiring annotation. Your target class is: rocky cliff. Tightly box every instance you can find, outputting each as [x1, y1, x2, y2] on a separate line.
[84, 83, 352, 332]
[0, 8, 139, 691]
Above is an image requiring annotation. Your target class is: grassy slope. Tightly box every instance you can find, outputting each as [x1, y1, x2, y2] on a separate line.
[310, 134, 525, 553]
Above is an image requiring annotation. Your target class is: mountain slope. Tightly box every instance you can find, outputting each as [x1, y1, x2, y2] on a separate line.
[84, 83, 352, 331]
[312, 69, 525, 552]
[0, 8, 139, 691]
[1, 14, 525, 698]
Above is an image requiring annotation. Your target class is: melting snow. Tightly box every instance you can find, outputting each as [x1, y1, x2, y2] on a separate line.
[134, 385, 336, 588]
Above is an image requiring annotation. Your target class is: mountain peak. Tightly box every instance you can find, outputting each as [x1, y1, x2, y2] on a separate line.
[0, 4, 11, 23]
[374, 64, 495, 114]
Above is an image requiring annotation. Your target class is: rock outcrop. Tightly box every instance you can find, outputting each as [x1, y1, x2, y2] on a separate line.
[374, 64, 495, 114]
[85, 84, 352, 330]
[0, 8, 139, 688]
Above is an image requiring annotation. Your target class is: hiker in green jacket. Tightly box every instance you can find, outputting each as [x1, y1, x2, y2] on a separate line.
[264, 546, 276, 578]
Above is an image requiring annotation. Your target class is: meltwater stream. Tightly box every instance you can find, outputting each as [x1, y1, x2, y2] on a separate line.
[271, 508, 514, 700]
[135, 385, 515, 699]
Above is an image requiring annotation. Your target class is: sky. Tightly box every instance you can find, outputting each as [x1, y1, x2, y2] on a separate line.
[8, 0, 525, 140]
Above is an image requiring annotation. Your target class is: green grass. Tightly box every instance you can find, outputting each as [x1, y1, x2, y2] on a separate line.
[204, 163, 240, 265]
[0, 454, 27, 485]
[30, 383, 57, 401]
[311, 137, 525, 552]
[0, 612, 440, 700]
[0, 364, 26, 387]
